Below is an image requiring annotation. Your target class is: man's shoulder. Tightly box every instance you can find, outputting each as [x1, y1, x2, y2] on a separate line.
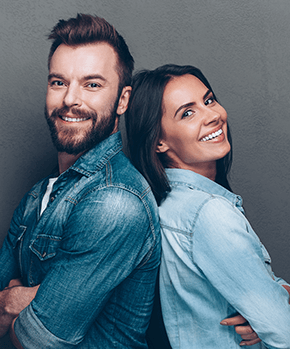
[107, 150, 154, 198]
[77, 148, 158, 217]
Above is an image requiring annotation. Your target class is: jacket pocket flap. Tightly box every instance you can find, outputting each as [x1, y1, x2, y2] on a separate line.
[30, 235, 62, 261]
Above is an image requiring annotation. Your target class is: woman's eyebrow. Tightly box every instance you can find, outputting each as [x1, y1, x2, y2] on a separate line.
[173, 89, 212, 117]
[203, 89, 212, 100]
[174, 102, 195, 118]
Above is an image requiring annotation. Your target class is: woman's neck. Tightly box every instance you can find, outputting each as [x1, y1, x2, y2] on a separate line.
[169, 161, 217, 181]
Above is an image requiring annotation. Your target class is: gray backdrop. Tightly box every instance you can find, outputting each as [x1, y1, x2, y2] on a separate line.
[1, 0, 289, 347]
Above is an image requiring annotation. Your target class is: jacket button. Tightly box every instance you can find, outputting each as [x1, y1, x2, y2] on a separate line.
[50, 197, 55, 202]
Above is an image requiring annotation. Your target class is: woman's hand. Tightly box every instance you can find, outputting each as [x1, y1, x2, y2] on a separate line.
[220, 314, 261, 346]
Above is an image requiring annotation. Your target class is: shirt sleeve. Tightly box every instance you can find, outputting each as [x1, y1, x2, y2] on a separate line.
[0, 194, 27, 290]
[192, 197, 290, 349]
[15, 186, 157, 348]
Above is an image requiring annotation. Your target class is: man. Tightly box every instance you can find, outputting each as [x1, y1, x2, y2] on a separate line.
[0, 14, 160, 348]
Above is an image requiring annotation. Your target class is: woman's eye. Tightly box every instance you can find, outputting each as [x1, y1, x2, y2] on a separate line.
[205, 97, 215, 105]
[182, 110, 193, 119]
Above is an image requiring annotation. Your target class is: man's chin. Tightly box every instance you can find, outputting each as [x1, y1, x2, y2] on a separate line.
[53, 140, 89, 155]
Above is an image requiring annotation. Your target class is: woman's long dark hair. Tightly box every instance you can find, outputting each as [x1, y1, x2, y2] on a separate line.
[125, 64, 232, 205]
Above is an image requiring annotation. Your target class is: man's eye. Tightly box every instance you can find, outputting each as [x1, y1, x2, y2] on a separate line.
[182, 110, 193, 119]
[51, 81, 64, 86]
[87, 83, 100, 88]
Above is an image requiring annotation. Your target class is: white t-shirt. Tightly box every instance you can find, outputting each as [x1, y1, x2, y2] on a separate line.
[40, 177, 58, 216]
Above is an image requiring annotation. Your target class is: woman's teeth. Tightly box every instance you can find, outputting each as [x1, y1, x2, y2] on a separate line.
[201, 129, 223, 142]
[61, 116, 89, 122]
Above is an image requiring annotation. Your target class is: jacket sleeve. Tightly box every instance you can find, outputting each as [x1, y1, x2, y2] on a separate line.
[0, 194, 28, 290]
[14, 186, 159, 348]
[192, 197, 290, 349]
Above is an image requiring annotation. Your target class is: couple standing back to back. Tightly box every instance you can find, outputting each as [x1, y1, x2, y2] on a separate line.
[0, 13, 288, 349]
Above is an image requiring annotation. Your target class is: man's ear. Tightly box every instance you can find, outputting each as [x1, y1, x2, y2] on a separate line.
[156, 140, 169, 153]
[116, 86, 132, 115]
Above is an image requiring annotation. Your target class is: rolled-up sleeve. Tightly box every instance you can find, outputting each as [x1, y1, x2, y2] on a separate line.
[15, 304, 78, 348]
[15, 187, 156, 348]
[192, 197, 290, 349]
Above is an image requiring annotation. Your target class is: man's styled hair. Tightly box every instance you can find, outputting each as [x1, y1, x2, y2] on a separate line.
[48, 14, 134, 90]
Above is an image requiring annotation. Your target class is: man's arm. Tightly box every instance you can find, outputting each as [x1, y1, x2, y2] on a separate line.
[0, 280, 39, 338]
[221, 284, 290, 346]
[10, 319, 23, 349]
[221, 315, 261, 346]
[12, 190, 158, 348]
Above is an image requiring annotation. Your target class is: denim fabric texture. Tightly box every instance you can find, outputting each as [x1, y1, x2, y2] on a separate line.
[0, 132, 161, 348]
[159, 168, 290, 349]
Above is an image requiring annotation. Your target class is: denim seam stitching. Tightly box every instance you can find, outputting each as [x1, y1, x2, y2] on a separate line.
[160, 224, 192, 236]
[66, 197, 78, 205]
[28, 191, 38, 199]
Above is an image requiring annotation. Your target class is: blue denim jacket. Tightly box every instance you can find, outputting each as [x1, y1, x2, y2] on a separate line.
[0, 132, 161, 348]
[159, 169, 290, 349]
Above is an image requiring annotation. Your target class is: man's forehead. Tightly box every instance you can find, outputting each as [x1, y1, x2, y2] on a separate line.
[49, 43, 119, 78]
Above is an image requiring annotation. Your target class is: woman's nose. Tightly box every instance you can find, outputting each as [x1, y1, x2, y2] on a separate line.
[203, 107, 221, 125]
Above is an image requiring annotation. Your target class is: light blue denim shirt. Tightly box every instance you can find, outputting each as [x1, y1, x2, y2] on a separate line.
[159, 168, 290, 349]
[0, 132, 161, 348]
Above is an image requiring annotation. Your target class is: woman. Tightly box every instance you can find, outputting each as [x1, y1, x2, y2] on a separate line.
[125, 64, 290, 349]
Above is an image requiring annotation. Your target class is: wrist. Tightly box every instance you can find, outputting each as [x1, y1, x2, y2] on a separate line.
[282, 285, 290, 303]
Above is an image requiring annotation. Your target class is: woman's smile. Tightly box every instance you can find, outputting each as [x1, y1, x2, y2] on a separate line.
[200, 128, 223, 142]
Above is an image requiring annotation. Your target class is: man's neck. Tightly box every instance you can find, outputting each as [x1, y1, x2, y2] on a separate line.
[58, 152, 85, 174]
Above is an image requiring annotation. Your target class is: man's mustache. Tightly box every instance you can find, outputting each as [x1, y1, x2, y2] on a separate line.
[49, 106, 97, 120]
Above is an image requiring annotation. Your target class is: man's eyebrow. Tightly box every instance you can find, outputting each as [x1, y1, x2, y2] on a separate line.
[82, 74, 107, 82]
[173, 89, 212, 118]
[48, 73, 65, 81]
[47, 74, 107, 82]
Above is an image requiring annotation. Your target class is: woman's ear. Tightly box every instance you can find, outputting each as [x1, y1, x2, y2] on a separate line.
[116, 86, 132, 115]
[156, 140, 169, 153]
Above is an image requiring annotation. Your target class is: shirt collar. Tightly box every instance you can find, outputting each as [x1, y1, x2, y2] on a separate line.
[165, 168, 243, 209]
[69, 132, 123, 177]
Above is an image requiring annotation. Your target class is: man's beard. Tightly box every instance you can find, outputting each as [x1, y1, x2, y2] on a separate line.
[45, 100, 118, 155]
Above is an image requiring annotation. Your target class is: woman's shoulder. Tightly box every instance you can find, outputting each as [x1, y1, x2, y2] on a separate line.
[162, 180, 233, 211]
[159, 184, 237, 234]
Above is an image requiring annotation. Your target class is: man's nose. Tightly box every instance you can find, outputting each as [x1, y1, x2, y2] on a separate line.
[63, 85, 82, 108]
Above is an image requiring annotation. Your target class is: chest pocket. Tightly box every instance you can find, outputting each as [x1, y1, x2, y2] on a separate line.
[30, 235, 62, 261]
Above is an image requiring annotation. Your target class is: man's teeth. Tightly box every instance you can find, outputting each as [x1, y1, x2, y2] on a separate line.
[201, 129, 223, 142]
[61, 116, 89, 122]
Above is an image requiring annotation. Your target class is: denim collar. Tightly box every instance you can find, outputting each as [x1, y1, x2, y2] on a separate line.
[70, 132, 123, 177]
[165, 168, 243, 209]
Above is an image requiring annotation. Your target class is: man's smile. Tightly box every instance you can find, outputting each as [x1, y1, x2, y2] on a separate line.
[60, 115, 91, 122]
